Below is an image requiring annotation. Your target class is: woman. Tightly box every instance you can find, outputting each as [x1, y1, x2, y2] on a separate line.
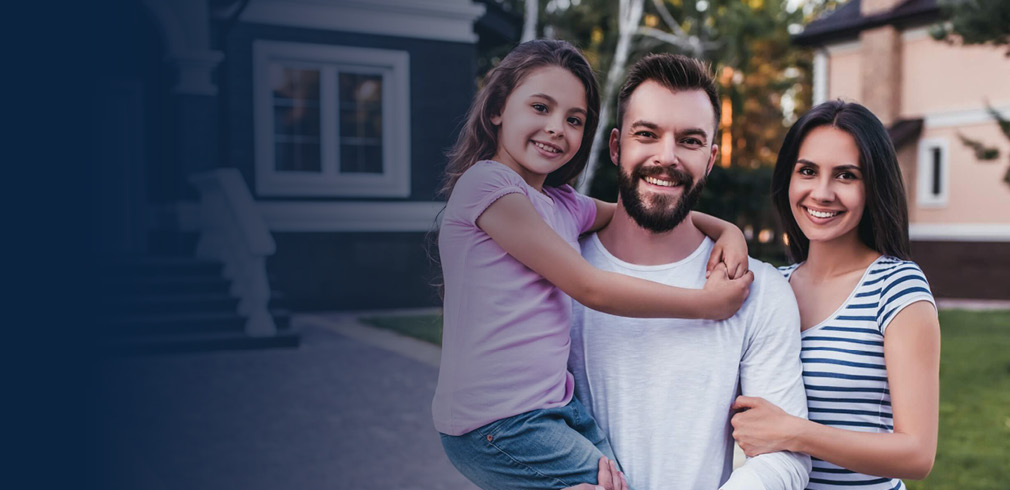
[730, 101, 941, 490]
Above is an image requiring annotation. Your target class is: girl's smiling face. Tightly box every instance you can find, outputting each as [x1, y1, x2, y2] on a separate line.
[789, 125, 867, 246]
[490, 65, 588, 189]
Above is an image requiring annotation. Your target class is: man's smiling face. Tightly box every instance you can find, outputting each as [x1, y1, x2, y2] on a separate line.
[610, 81, 719, 233]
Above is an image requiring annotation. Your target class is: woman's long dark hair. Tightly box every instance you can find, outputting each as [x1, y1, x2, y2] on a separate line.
[438, 39, 600, 198]
[771, 100, 911, 262]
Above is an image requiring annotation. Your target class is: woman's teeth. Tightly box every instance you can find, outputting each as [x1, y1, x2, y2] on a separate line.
[644, 176, 675, 187]
[807, 208, 840, 218]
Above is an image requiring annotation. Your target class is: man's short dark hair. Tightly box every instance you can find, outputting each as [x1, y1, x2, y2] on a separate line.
[616, 54, 721, 132]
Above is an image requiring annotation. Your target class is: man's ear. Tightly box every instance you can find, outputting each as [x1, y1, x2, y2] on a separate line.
[609, 128, 621, 165]
[706, 143, 719, 176]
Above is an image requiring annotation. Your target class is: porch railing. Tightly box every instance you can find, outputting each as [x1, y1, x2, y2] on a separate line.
[189, 168, 277, 337]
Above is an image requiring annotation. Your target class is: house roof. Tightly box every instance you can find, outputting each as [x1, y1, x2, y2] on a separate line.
[888, 117, 924, 149]
[793, 0, 943, 46]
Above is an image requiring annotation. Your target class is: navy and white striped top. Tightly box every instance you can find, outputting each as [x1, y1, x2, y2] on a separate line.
[779, 256, 935, 490]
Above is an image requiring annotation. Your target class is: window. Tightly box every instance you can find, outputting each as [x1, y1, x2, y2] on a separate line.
[253, 41, 410, 197]
[916, 138, 948, 207]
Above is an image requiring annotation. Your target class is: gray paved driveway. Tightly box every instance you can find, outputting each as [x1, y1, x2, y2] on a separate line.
[96, 314, 477, 490]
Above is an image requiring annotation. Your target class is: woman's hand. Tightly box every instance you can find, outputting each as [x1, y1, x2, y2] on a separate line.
[707, 227, 749, 280]
[702, 263, 754, 320]
[562, 456, 627, 490]
[730, 395, 802, 457]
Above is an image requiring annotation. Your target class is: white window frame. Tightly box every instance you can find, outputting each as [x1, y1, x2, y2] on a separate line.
[916, 137, 949, 207]
[253, 41, 411, 197]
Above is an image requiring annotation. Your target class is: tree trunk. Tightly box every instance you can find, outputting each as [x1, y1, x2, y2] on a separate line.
[577, 0, 645, 194]
[521, 0, 538, 42]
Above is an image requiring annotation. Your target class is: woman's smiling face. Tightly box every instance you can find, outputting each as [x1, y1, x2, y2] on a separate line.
[788, 125, 866, 246]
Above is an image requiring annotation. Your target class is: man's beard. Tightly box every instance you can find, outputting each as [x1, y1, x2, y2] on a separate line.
[616, 153, 706, 233]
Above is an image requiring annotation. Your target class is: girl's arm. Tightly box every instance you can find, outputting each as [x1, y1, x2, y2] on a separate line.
[691, 211, 749, 279]
[477, 193, 753, 320]
[730, 301, 940, 479]
[587, 199, 617, 233]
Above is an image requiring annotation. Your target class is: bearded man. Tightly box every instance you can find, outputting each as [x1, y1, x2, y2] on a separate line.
[567, 53, 811, 490]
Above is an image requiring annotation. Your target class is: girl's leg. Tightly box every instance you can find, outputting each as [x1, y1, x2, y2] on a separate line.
[441, 398, 613, 490]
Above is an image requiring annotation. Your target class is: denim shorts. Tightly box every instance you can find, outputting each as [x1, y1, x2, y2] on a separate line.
[440, 397, 620, 490]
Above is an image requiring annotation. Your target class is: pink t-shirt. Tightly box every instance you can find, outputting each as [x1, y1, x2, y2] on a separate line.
[432, 160, 598, 436]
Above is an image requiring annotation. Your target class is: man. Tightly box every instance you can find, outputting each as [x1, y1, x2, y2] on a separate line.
[568, 54, 811, 490]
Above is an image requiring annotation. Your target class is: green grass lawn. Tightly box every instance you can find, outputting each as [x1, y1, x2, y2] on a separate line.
[358, 313, 444, 346]
[909, 309, 1010, 490]
[359, 309, 1010, 487]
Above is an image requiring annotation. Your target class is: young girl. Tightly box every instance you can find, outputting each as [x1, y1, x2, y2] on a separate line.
[434, 39, 753, 490]
[730, 101, 940, 490]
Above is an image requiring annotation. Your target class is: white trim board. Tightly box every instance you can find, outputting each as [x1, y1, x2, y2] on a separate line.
[238, 0, 485, 43]
[923, 104, 1010, 129]
[259, 201, 444, 232]
[825, 40, 860, 55]
[909, 223, 1010, 242]
[175, 201, 445, 233]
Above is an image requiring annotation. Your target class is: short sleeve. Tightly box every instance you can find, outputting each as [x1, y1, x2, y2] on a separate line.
[447, 161, 528, 226]
[878, 260, 936, 334]
[545, 184, 597, 235]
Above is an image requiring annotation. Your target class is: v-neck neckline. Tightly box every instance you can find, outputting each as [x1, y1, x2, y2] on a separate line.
[788, 255, 884, 333]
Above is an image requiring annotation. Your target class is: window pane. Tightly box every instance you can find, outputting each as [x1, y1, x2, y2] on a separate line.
[339, 73, 383, 174]
[931, 147, 942, 196]
[276, 142, 321, 172]
[275, 106, 321, 136]
[340, 143, 383, 174]
[271, 65, 322, 172]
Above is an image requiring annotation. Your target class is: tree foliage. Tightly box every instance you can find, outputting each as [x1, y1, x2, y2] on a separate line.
[929, 0, 1010, 188]
[931, 0, 1010, 56]
[476, 0, 837, 261]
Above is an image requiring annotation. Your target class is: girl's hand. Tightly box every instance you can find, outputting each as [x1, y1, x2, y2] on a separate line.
[706, 227, 749, 280]
[702, 263, 753, 320]
[730, 395, 801, 457]
[562, 456, 628, 490]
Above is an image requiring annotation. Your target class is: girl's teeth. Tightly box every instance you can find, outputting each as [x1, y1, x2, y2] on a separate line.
[534, 142, 560, 153]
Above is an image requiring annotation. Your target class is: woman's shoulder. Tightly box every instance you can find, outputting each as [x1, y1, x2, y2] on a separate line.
[868, 257, 935, 333]
[866, 256, 930, 285]
[776, 262, 801, 280]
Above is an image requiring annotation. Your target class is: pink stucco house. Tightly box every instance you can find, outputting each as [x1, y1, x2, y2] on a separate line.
[794, 0, 1010, 300]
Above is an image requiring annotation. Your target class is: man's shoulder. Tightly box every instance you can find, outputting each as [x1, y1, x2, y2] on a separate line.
[742, 258, 797, 311]
[746, 258, 788, 286]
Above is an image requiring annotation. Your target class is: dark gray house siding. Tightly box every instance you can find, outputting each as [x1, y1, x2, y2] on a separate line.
[215, 23, 476, 310]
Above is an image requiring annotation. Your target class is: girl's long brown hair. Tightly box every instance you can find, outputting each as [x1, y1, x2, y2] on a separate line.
[439, 39, 601, 198]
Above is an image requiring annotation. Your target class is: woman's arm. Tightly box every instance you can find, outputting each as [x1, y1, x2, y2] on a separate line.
[731, 301, 940, 479]
[477, 193, 752, 320]
[691, 211, 749, 279]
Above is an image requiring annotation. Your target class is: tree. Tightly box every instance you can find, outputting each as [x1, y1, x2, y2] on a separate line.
[931, 0, 1010, 56]
[477, 0, 826, 262]
[931, 0, 1010, 188]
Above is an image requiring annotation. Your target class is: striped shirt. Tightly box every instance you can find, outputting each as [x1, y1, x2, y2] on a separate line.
[779, 256, 935, 490]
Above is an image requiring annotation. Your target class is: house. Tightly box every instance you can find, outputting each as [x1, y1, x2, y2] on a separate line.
[793, 0, 1010, 300]
[92, 0, 517, 350]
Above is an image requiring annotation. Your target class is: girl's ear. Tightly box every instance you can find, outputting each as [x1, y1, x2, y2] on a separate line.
[490, 113, 502, 126]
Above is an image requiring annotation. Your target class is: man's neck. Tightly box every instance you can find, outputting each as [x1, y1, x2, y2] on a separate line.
[596, 200, 707, 266]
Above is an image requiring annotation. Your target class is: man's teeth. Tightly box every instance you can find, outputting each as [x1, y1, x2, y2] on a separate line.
[807, 208, 840, 218]
[644, 176, 676, 187]
[534, 141, 561, 153]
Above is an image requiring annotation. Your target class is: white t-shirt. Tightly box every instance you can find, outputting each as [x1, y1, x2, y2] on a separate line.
[569, 235, 811, 490]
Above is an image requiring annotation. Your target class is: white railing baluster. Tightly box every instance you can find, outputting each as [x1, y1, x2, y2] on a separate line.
[190, 169, 277, 337]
